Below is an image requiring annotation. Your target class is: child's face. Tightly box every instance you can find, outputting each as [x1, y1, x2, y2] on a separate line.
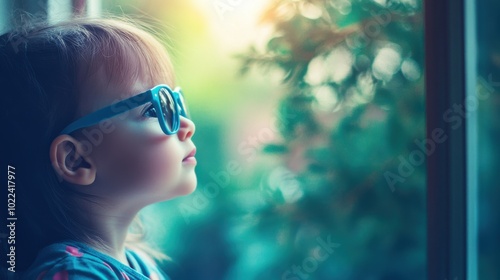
[74, 67, 197, 206]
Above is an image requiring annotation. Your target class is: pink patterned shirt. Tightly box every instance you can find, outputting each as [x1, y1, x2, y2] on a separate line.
[22, 240, 170, 280]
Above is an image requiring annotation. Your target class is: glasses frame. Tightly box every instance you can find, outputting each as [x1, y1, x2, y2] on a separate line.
[59, 84, 188, 136]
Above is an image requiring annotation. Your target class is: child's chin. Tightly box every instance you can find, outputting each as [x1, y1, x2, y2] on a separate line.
[176, 179, 198, 197]
[161, 178, 198, 199]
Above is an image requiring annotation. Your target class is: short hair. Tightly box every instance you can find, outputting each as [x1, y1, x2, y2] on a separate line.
[0, 17, 173, 271]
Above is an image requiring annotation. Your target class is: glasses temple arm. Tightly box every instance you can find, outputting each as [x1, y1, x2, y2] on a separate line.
[59, 91, 152, 135]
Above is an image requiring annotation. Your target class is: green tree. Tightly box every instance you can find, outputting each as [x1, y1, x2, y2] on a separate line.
[236, 0, 426, 279]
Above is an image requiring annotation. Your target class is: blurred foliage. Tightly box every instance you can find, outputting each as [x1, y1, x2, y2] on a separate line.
[95, 0, 500, 279]
[477, 0, 500, 278]
[235, 0, 426, 279]
[4, 0, 497, 279]
[102, 0, 427, 279]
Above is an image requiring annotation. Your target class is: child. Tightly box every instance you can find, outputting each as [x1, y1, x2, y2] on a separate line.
[0, 17, 197, 280]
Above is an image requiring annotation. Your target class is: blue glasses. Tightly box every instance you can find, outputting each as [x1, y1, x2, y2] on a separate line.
[59, 84, 188, 135]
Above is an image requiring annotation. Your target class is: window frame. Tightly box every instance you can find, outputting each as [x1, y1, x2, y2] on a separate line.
[0, 0, 482, 278]
[425, 0, 478, 279]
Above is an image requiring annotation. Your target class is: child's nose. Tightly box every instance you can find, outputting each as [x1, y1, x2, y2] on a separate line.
[177, 116, 195, 141]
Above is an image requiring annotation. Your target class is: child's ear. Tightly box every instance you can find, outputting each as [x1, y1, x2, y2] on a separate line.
[50, 135, 96, 185]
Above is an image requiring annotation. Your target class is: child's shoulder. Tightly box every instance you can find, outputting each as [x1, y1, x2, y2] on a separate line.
[124, 246, 170, 280]
[21, 240, 120, 279]
[21, 240, 165, 280]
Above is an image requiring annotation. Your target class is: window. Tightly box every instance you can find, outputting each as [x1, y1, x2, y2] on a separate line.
[1, 1, 498, 279]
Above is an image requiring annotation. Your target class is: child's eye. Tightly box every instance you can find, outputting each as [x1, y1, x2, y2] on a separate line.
[143, 105, 158, 118]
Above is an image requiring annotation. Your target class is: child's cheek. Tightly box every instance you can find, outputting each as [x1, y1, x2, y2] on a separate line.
[118, 122, 182, 192]
[138, 145, 181, 190]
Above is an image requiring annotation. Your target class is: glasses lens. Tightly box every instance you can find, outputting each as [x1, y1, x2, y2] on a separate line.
[177, 92, 189, 118]
[159, 88, 177, 131]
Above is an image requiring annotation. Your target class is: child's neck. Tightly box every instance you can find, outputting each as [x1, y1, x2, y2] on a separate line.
[73, 194, 140, 268]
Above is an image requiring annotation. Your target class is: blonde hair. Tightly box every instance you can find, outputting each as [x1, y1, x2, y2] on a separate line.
[0, 17, 173, 270]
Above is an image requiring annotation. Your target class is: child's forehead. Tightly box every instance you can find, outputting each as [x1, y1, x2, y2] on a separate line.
[75, 65, 172, 118]
[71, 21, 176, 117]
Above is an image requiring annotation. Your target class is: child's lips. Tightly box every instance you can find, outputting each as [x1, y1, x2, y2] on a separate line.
[182, 148, 197, 164]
